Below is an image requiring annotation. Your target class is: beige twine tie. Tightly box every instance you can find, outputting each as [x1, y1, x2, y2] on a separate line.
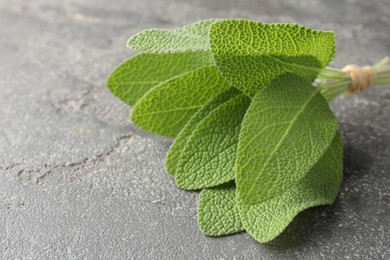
[342, 64, 376, 94]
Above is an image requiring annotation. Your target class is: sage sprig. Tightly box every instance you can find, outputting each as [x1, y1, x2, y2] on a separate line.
[106, 19, 390, 243]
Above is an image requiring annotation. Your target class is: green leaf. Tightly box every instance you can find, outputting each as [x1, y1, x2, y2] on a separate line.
[210, 19, 336, 97]
[238, 132, 343, 243]
[131, 66, 231, 137]
[198, 181, 244, 236]
[175, 93, 250, 189]
[166, 87, 241, 176]
[106, 52, 214, 106]
[128, 19, 217, 53]
[236, 73, 338, 205]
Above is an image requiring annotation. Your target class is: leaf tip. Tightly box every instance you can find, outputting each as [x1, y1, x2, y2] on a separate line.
[126, 33, 138, 50]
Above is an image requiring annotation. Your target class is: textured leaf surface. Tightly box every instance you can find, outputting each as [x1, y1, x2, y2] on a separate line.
[198, 182, 244, 236]
[106, 52, 214, 106]
[175, 93, 250, 189]
[238, 133, 343, 243]
[131, 66, 231, 137]
[166, 87, 241, 176]
[210, 19, 336, 97]
[236, 73, 338, 205]
[128, 20, 217, 53]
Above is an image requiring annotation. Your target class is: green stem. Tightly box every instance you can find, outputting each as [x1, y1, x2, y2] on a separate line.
[317, 57, 390, 103]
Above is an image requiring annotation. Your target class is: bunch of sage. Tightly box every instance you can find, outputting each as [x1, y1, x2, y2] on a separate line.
[107, 19, 390, 243]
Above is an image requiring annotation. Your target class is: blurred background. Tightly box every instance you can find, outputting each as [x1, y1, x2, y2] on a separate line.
[1, 0, 389, 259]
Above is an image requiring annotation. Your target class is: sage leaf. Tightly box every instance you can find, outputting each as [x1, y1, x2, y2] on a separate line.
[236, 73, 338, 205]
[166, 87, 241, 176]
[210, 19, 336, 97]
[128, 19, 218, 53]
[238, 132, 343, 243]
[106, 52, 214, 106]
[175, 93, 250, 189]
[198, 181, 244, 236]
[131, 66, 231, 137]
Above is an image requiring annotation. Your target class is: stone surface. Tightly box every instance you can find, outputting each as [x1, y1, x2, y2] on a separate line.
[1, 0, 390, 259]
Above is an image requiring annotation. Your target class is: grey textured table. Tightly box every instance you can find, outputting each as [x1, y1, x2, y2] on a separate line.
[1, 0, 390, 259]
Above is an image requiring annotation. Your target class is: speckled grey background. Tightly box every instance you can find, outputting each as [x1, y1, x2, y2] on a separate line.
[1, 0, 390, 259]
